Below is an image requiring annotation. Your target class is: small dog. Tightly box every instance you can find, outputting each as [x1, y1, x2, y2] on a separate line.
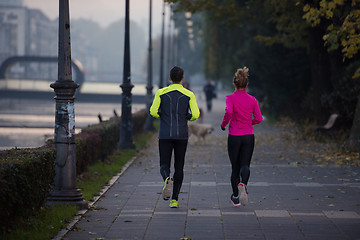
[188, 122, 214, 144]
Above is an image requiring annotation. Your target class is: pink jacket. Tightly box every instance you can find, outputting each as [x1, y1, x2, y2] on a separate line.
[221, 90, 263, 136]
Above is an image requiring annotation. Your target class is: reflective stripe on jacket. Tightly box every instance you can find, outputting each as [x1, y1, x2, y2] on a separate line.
[150, 83, 200, 139]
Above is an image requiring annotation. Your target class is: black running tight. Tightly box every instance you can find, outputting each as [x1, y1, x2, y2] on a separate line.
[227, 134, 254, 197]
[159, 139, 188, 201]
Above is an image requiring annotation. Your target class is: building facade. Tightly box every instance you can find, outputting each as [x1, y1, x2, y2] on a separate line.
[0, 3, 57, 79]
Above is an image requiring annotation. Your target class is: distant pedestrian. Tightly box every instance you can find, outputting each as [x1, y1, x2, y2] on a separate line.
[220, 67, 263, 206]
[150, 66, 200, 208]
[203, 80, 216, 112]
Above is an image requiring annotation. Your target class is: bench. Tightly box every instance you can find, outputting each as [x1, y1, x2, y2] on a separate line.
[314, 113, 340, 131]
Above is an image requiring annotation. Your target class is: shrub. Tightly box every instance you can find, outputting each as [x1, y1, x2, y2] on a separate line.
[0, 109, 147, 235]
[0, 148, 56, 234]
[75, 109, 146, 175]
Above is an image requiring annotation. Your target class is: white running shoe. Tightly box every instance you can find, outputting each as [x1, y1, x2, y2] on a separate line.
[238, 183, 248, 205]
[162, 177, 173, 200]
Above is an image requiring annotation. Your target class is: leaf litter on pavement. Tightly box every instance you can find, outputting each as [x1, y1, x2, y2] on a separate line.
[255, 117, 360, 167]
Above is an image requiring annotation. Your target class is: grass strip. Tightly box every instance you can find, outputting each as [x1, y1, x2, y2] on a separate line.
[5, 205, 78, 240]
[78, 130, 154, 201]
[5, 122, 158, 239]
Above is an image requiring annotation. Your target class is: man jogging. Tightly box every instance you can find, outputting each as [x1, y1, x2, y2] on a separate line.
[150, 66, 200, 208]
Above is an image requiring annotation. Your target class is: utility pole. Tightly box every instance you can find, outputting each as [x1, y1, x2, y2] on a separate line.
[118, 0, 135, 149]
[48, 0, 86, 208]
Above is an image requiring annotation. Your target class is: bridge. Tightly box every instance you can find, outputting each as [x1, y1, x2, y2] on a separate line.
[0, 56, 85, 89]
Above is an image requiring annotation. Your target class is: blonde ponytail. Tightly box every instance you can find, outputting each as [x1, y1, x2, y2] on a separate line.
[233, 67, 249, 89]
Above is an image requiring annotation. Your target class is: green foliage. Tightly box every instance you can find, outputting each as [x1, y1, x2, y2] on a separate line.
[5, 205, 78, 240]
[256, 0, 310, 50]
[185, 1, 311, 118]
[0, 148, 56, 235]
[168, 0, 360, 127]
[303, 0, 360, 60]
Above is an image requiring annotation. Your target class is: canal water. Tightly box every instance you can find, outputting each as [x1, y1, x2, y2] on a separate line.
[0, 97, 145, 150]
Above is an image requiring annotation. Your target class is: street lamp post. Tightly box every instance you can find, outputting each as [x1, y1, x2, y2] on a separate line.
[159, 1, 165, 88]
[118, 0, 135, 149]
[47, 0, 86, 208]
[167, 4, 172, 73]
[144, 0, 155, 131]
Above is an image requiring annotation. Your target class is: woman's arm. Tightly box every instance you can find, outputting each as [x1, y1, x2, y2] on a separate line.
[252, 98, 263, 125]
[221, 96, 233, 129]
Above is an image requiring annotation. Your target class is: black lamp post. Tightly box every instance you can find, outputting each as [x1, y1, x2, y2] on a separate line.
[118, 0, 135, 149]
[47, 0, 86, 208]
[167, 4, 172, 74]
[144, 0, 155, 131]
[159, 1, 165, 88]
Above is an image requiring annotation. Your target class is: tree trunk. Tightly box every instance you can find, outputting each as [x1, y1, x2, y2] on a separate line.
[304, 27, 333, 124]
[347, 94, 360, 151]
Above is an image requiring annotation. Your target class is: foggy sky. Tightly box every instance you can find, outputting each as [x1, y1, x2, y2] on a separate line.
[22, 0, 165, 33]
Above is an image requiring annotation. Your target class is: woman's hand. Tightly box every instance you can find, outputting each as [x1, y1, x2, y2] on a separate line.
[221, 126, 226, 131]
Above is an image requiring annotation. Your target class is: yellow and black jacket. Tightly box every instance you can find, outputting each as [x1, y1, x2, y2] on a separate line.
[150, 83, 200, 139]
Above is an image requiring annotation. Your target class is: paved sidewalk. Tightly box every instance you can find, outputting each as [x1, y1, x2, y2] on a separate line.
[61, 96, 360, 240]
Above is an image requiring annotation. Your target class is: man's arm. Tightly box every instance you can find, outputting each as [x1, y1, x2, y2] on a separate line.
[150, 91, 161, 118]
[188, 93, 200, 121]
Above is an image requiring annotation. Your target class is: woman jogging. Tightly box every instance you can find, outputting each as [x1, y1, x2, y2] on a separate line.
[220, 67, 263, 206]
[150, 66, 200, 208]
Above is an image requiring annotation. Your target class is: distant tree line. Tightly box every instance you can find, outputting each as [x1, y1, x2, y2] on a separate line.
[167, 0, 360, 150]
[71, 18, 146, 83]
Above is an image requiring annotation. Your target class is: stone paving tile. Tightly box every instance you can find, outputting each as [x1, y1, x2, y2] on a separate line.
[222, 215, 264, 239]
[106, 216, 149, 239]
[293, 216, 343, 237]
[264, 234, 305, 240]
[61, 97, 360, 240]
[327, 218, 360, 238]
[144, 214, 186, 240]
[185, 216, 224, 239]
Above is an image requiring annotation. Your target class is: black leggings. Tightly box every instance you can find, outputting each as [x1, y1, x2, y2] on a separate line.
[227, 134, 254, 196]
[159, 139, 188, 201]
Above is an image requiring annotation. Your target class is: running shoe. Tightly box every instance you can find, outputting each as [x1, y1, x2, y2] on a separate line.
[230, 194, 240, 206]
[162, 177, 173, 200]
[169, 199, 179, 208]
[238, 183, 248, 205]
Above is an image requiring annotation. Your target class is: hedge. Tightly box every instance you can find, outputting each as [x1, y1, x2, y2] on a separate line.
[0, 148, 56, 233]
[0, 109, 147, 235]
[75, 109, 146, 174]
